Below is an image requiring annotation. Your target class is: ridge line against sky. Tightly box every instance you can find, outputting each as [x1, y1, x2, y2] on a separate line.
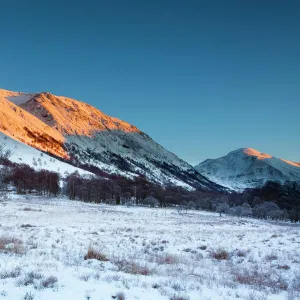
[0, 0, 299, 164]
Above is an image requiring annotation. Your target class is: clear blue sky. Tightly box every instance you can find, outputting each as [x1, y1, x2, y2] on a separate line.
[1, 0, 299, 165]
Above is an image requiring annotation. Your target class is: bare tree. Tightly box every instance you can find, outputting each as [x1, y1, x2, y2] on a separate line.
[0, 144, 12, 163]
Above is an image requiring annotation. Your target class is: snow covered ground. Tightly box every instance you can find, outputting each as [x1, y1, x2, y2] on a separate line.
[0, 195, 299, 300]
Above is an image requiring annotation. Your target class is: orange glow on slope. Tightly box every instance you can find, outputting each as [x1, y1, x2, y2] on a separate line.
[20, 92, 140, 137]
[244, 148, 272, 160]
[280, 159, 300, 168]
[0, 89, 143, 160]
[0, 92, 68, 159]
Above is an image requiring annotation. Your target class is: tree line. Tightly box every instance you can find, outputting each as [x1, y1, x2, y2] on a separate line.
[1, 145, 299, 221]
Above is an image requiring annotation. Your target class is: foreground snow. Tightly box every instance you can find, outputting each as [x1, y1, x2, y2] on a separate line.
[0, 195, 299, 300]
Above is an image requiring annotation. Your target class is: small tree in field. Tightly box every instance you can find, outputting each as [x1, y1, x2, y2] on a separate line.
[216, 203, 230, 217]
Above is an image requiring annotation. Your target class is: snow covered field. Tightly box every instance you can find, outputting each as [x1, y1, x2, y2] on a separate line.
[0, 195, 299, 300]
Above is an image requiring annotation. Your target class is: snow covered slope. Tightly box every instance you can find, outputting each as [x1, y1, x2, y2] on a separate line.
[195, 148, 300, 191]
[0, 133, 90, 176]
[0, 89, 223, 191]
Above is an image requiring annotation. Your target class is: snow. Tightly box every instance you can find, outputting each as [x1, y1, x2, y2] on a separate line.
[0, 89, 36, 105]
[0, 133, 91, 177]
[0, 195, 299, 300]
[6, 94, 35, 105]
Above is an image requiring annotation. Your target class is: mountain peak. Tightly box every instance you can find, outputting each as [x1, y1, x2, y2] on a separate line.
[196, 148, 300, 190]
[242, 148, 273, 160]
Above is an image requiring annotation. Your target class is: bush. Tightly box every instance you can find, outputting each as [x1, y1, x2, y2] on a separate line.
[84, 245, 109, 261]
[41, 276, 58, 288]
[210, 249, 229, 260]
[277, 265, 290, 270]
[232, 267, 288, 291]
[17, 271, 43, 288]
[115, 292, 126, 300]
[23, 292, 34, 300]
[17, 272, 57, 290]
[236, 249, 247, 257]
[0, 267, 21, 279]
[156, 254, 178, 265]
[265, 254, 278, 261]
[292, 275, 300, 291]
[113, 257, 152, 275]
[0, 236, 24, 254]
[169, 295, 190, 300]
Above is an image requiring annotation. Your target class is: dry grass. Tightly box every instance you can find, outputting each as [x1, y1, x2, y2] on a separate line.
[232, 267, 288, 291]
[156, 254, 178, 265]
[84, 245, 109, 261]
[169, 295, 190, 300]
[113, 257, 152, 276]
[210, 249, 230, 260]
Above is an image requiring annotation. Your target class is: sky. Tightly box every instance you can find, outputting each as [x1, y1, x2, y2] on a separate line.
[0, 0, 299, 165]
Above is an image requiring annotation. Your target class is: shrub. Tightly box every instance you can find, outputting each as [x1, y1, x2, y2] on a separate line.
[113, 257, 152, 275]
[156, 254, 178, 265]
[115, 292, 126, 300]
[265, 254, 278, 261]
[0, 236, 24, 254]
[0, 267, 21, 279]
[232, 267, 288, 291]
[292, 275, 300, 291]
[17, 271, 43, 288]
[84, 245, 109, 261]
[23, 208, 41, 212]
[169, 295, 190, 300]
[20, 224, 35, 228]
[41, 276, 58, 288]
[277, 264, 290, 270]
[198, 245, 207, 250]
[236, 250, 247, 257]
[23, 292, 34, 300]
[210, 249, 229, 260]
[152, 283, 160, 289]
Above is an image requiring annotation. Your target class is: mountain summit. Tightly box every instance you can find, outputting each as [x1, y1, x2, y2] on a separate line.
[0, 89, 223, 191]
[195, 148, 300, 190]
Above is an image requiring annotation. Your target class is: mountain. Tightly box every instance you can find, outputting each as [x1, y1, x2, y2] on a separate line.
[195, 148, 300, 190]
[0, 88, 223, 191]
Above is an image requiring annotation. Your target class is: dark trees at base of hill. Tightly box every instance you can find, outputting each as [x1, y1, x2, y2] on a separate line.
[243, 181, 300, 221]
[63, 171, 223, 208]
[1, 154, 299, 221]
[2, 161, 60, 196]
[63, 173, 300, 221]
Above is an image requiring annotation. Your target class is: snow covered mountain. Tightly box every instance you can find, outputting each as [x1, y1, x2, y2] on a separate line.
[0, 88, 223, 191]
[195, 148, 300, 191]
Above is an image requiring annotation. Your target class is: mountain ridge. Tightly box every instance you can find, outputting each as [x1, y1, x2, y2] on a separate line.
[0, 88, 224, 191]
